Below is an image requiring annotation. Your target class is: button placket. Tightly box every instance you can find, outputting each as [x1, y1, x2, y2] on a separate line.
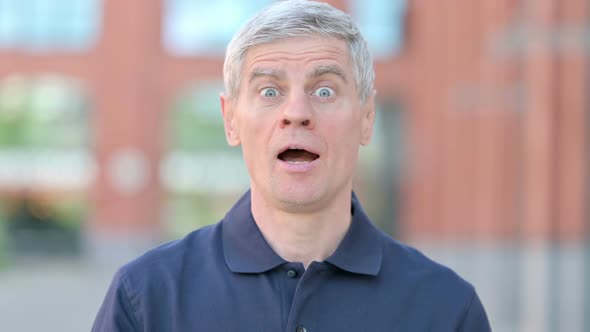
[286, 262, 330, 332]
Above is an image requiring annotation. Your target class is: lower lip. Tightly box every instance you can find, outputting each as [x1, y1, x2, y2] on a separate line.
[277, 158, 320, 173]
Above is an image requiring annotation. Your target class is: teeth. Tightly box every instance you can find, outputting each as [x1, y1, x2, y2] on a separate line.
[287, 160, 309, 164]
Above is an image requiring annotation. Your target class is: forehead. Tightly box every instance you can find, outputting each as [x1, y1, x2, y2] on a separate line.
[242, 36, 352, 76]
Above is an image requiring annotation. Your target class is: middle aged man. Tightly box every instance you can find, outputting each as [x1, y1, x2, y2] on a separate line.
[92, 1, 492, 331]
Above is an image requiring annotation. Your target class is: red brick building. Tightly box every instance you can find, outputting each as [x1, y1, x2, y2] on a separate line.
[0, 0, 587, 244]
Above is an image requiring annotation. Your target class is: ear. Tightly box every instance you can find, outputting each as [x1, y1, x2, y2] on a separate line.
[360, 91, 376, 146]
[220, 93, 241, 146]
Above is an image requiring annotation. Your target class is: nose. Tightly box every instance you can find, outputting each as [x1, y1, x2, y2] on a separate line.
[279, 92, 315, 129]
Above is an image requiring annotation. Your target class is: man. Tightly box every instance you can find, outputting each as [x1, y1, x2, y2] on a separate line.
[93, 1, 492, 331]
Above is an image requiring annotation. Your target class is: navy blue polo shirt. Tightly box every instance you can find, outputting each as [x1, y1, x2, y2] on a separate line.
[93, 191, 491, 331]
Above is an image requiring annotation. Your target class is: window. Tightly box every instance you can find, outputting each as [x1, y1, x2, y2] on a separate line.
[0, 75, 94, 191]
[348, 0, 407, 58]
[164, 0, 406, 57]
[356, 102, 405, 235]
[0, 76, 93, 191]
[0, 75, 94, 254]
[161, 82, 249, 237]
[0, 0, 101, 51]
[163, 0, 273, 56]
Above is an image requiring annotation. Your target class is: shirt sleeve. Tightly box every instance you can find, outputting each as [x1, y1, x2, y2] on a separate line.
[92, 269, 141, 332]
[458, 289, 492, 332]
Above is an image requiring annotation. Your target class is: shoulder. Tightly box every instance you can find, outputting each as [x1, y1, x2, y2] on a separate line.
[93, 223, 227, 330]
[379, 233, 476, 301]
[377, 234, 489, 327]
[373, 233, 491, 331]
[118, 222, 223, 284]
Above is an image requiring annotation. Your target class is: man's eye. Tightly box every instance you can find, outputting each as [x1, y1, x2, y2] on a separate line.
[312, 87, 335, 98]
[260, 88, 279, 98]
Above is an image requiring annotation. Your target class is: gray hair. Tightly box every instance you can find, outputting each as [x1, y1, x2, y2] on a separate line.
[223, 0, 375, 104]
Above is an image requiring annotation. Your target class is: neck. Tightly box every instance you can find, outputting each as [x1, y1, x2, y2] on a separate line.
[251, 189, 352, 270]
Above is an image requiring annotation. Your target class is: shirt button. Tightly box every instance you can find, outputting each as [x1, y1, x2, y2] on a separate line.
[287, 269, 298, 278]
[296, 326, 307, 332]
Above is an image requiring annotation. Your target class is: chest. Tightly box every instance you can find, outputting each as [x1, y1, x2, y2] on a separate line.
[137, 264, 460, 332]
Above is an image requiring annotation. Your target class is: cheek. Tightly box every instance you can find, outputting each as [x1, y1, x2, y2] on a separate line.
[239, 110, 266, 137]
[323, 114, 363, 145]
[239, 113, 275, 157]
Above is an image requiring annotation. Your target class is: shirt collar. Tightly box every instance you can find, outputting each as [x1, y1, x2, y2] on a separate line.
[222, 191, 286, 273]
[324, 192, 383, 276]
[222, 190, 383, 276]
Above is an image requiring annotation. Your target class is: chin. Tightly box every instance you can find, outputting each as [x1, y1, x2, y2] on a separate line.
[273, 185, 325, 211]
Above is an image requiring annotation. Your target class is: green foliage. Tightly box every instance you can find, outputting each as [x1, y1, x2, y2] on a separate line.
[163, 82, 249, 238]
[0, 112, 27, 146]
[0, 77, 90, 246]
[0, 76, 90, 149]
[49, 198, 88, 230]
[165, 192, 241, 239]
[167, 83, 231, 152]
[0, 205, 7, 269]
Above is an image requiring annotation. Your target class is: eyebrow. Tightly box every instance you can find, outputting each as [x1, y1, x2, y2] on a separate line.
[248, 65, 348, 85]
[306, 65, 347, 83]
[248, 68, 286, 84]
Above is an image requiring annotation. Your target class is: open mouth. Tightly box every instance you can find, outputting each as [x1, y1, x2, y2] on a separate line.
[278, 148, 320, 164]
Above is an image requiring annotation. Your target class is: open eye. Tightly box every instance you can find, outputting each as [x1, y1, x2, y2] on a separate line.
[260, 87, 279, 98]
[312, 87, 335, 98]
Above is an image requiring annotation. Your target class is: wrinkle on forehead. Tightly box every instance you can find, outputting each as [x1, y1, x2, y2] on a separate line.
[243, 37, 350, 77]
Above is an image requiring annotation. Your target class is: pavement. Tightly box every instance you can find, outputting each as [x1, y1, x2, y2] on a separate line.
[0, 257, 115, 332]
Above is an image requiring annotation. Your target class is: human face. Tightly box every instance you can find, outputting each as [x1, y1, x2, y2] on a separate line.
[221, 36, 375, 212]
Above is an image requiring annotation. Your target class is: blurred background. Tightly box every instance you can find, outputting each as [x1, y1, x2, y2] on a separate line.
[0, 0, 587, 331]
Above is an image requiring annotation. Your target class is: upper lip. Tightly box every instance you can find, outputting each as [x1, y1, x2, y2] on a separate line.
[277, 144, 321, 158]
